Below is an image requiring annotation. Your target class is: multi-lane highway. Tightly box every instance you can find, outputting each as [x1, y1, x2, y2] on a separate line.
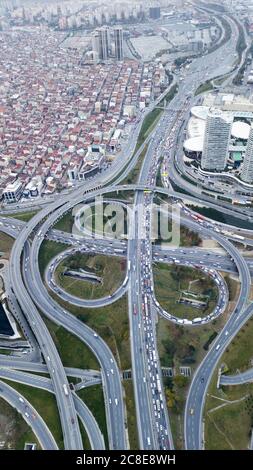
[0, 380, 58, 450]
[0, 2, 251, 452]
[0, 368, 105, 450]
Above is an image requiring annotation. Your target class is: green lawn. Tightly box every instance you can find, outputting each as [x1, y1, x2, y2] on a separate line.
[78, 417, 91, 450]
[104, 191, 134, 202]
[39, 241, 70, 276]
[157, 304, 233, 449]
[1, 379, 64, 449]
[153, 264, 219, 320]
[195, 81, 213, 96]
[77, 385, 108, 449]
[204, 311, 253, 449]
[136, 110, 162, 150]
[154, 203, 201, 246]
[55, 253, 126, 300]
[54, 212, 74, 233]
[180, 226, 202, 247]
[44, 317, 99, 370]
[205, 375, 253, 450]
[49, 294, 131, 370]
[0, 396, 41, 450]
[0, 349, 12, 355]
[220, 316, 253, 374]
[135, 84, 178, 151]
[4, 211, 39, 222]
[122, 145, 148, 185]
[0, 232, 14, 257]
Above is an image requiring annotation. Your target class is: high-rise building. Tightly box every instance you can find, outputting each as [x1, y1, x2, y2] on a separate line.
[241, 123, 253, 183]
[201, 108, 233, 171]
[149, 6, 161, 20]
[114, 26, 123, 61]
[92, 27, 109, 61]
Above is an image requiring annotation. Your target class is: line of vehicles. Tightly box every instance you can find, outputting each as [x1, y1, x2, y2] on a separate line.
[177, 202, 246, 242]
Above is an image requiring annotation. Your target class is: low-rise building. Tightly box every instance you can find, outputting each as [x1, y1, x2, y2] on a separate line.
[3, 180, 23, 203]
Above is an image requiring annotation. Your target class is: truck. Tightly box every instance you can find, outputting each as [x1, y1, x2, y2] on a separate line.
[63, 384, 69, 396]
[232, 234, 245, 241]
[192, 317, 202, 324]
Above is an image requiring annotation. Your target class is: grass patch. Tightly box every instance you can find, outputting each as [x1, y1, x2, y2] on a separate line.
[154, 202, 201, 246]
[104, 191, 134, 202]
[122, 145, 148, 185]
[0, 349, 12, 355]
[0, 232, 14, 258]
[124, 380, 139, 450]
[205, 373, 253, 449]
[4, 211, 39, 222]
[157, 300, 233, 449]
[180, 225, 202, 247]
[55, 253, 126, 300]
[204, 287, 253, 448]
[43, 317, 99, 370]
[48, 294, 131, 370]
[78, 417, 91, 450]
[39, 240, 70, 276]
[77, 385, 108, 449]
[220, 316, 253, 374]
[136, 111, 162, 151]
[54, 212, 74, 233]
[224, 275, 239, 302]
[1, 379, 63, 449]
[135, 84, 178, 151]
[153, 264, 219, 320]
[195, 80, 213, 96]
[0, 396, 41, 450]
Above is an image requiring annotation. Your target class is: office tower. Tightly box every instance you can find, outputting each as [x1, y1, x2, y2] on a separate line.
[241, 123, 253, 183]
[201, 108, 233, 171]
[114, 26, 123, 61]
[92, 27, 109, 61]
[149, 6, 161, 20]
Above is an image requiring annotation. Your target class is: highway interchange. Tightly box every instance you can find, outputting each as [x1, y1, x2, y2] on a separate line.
[0, 2, 253, 451]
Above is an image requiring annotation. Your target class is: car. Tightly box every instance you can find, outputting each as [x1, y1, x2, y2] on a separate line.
[190, 408, 194, 415]
[215, 344, 221, 351]
[200, 377, 204, 383]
